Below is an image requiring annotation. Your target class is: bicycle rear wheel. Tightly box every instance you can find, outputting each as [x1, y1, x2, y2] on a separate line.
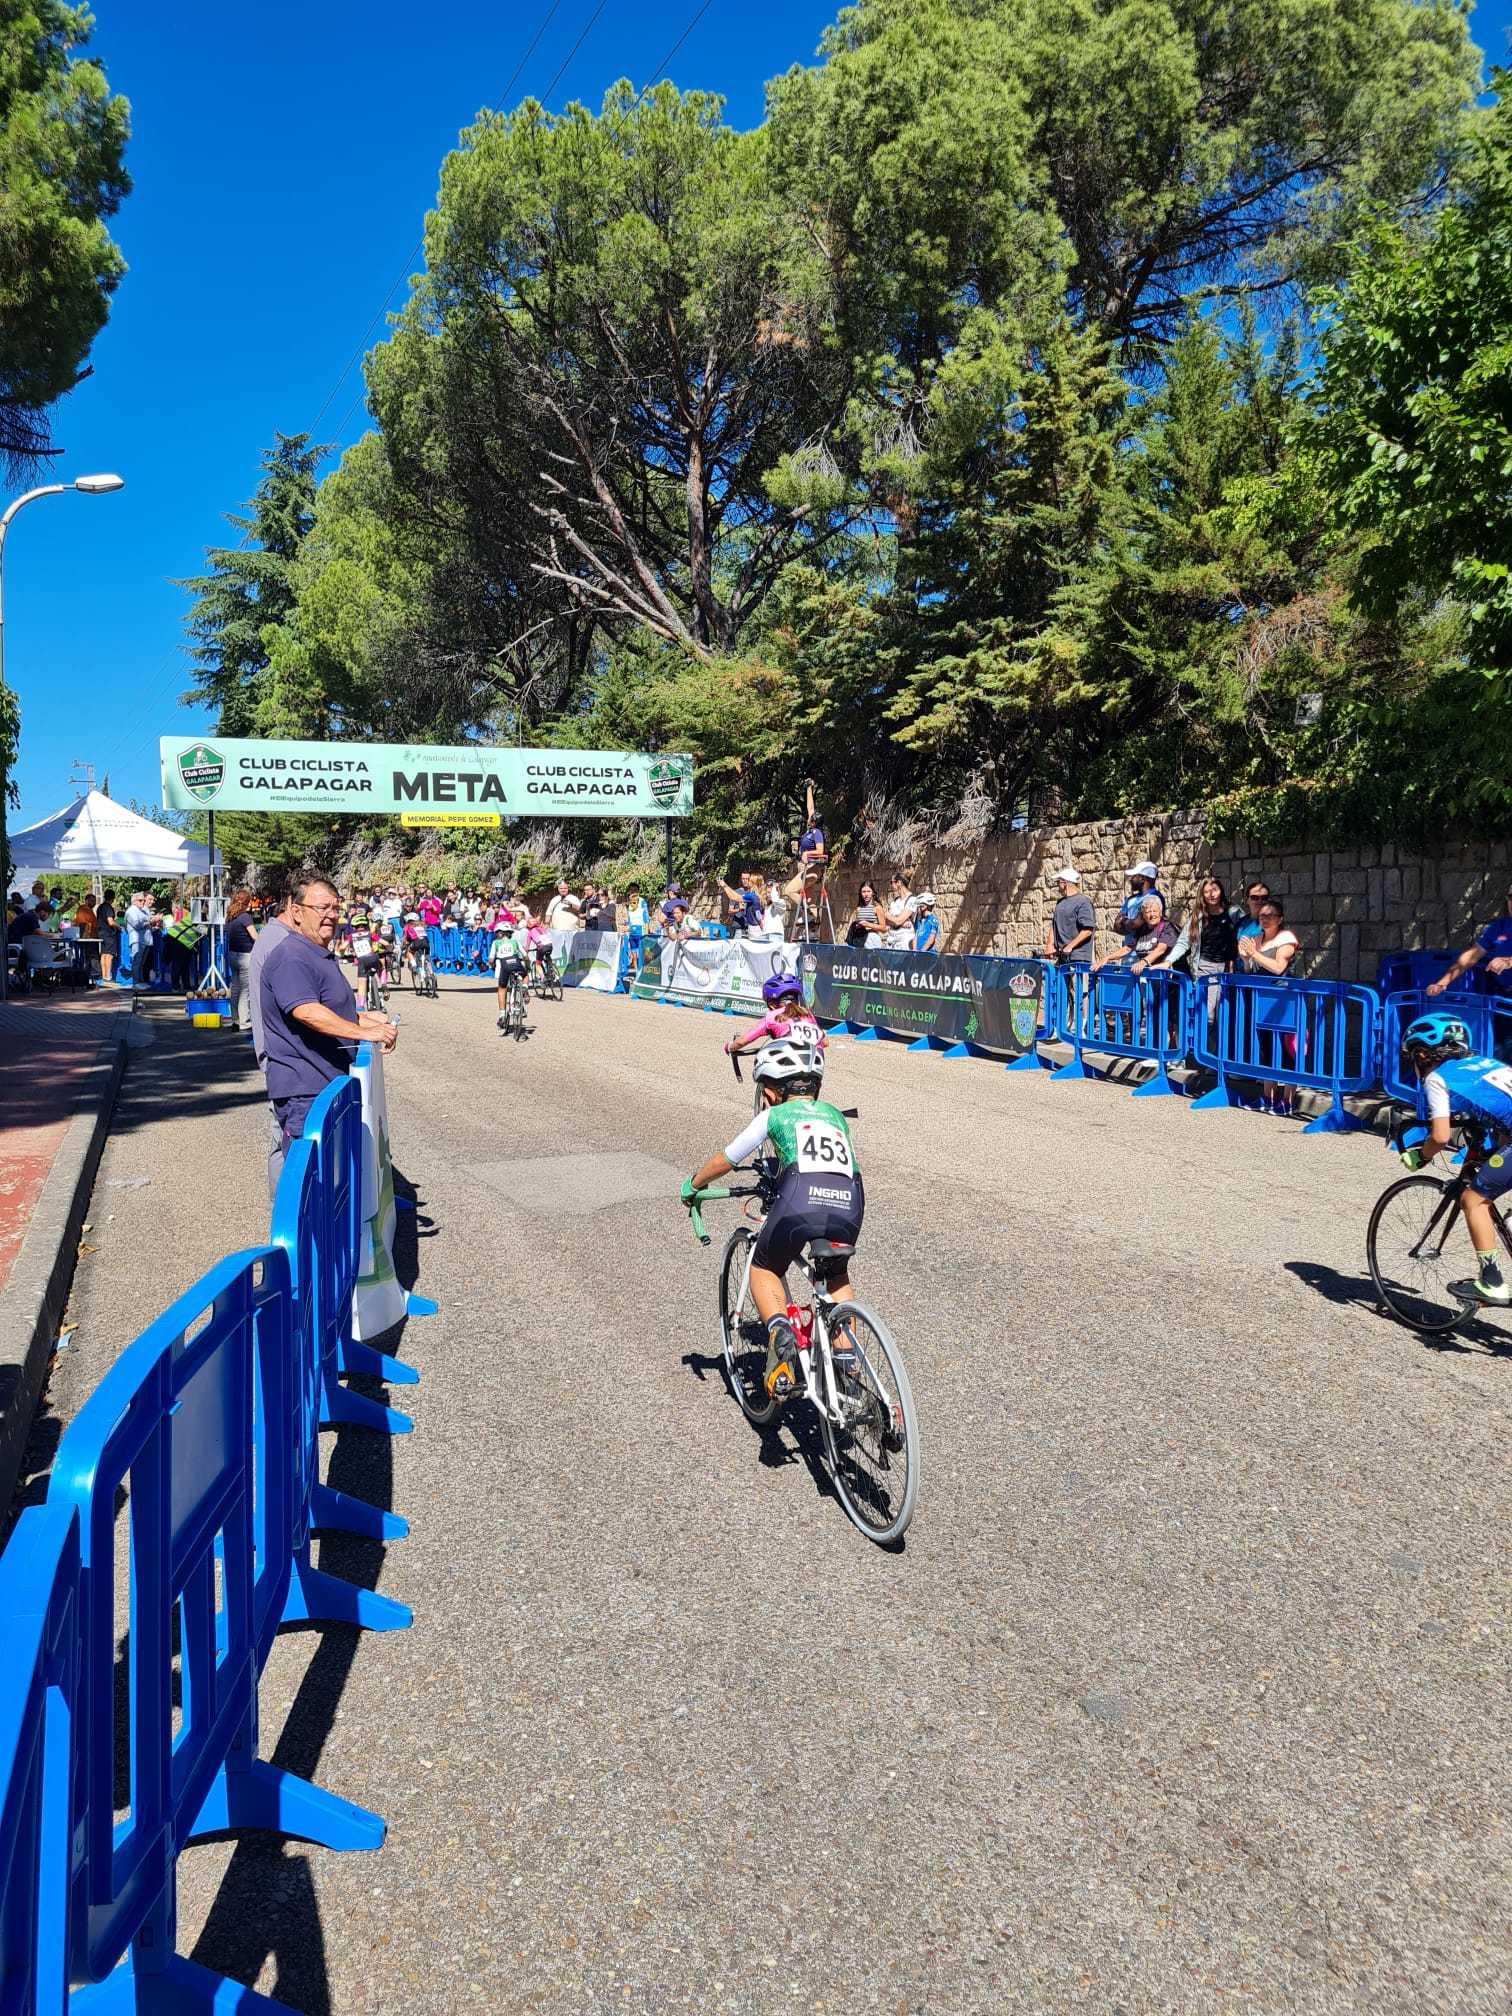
[820, 1299, 918, 1544]
[719, 1227, 776, 1426]
[1367, 1175, 1469, 1332]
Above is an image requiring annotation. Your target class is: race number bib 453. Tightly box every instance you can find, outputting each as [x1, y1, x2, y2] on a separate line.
[796, 1119, 853, 1175]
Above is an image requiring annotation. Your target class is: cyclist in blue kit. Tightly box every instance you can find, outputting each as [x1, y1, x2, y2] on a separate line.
[1398, 1012, 1512, 1305]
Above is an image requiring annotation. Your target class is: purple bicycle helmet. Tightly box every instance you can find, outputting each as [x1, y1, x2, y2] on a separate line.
[762, 970, 802, 1006]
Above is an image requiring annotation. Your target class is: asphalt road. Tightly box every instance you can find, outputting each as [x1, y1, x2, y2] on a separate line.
[56, 979, 1512, 2014]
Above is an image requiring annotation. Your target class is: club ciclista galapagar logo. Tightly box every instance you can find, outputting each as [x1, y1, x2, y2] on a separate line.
[177, 743, 225, 803]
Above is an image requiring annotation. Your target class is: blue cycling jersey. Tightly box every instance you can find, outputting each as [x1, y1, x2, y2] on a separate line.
[1419, 1054, 1512, 1132]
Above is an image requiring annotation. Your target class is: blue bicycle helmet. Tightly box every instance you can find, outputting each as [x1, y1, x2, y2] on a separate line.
[1401, 1012, 1472, 1061]
[762, 971, 802, 1006]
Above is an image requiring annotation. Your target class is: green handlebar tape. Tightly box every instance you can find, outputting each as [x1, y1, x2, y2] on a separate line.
[695, 1185, 730, 1201]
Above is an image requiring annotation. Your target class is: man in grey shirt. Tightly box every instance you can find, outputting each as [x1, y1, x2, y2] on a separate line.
[249, 886, 294, 1196]
[1045, 868, 1095, 965]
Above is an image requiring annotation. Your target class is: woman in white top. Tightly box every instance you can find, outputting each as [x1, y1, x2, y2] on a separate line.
[883, 873, 916, 950]
[1237, 897, 1300, 1115]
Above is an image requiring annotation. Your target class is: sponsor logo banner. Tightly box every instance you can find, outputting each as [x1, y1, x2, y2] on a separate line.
[798, 944, 1043, 1055]
[552, 929, 624, 993]
[160, 735, 694, 820]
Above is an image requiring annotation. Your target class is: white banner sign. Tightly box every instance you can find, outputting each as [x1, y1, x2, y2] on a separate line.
[634, 936, 791, 1011]
[350, 1045, 407, 1338]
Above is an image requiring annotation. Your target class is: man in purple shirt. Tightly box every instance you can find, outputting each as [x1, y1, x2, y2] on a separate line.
[259, 874, 396, 1192]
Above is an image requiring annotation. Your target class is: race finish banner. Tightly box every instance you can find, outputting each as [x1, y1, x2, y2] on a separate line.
[797, 944, 1043, 1055]
[160, 736, 694, 820]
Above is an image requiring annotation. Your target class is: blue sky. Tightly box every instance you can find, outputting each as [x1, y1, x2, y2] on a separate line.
[5, 0, 1509, 829]
[4, 0, 836, 826]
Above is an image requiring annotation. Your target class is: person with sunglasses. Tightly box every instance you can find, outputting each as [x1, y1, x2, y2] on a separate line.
[259, 874, 397, 1194]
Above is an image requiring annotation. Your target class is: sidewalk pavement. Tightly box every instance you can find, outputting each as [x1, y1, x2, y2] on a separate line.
[0, 989, 131, 1519]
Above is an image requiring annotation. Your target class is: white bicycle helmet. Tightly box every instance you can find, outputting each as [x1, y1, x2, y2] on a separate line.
[753, 1036, 826, 1086]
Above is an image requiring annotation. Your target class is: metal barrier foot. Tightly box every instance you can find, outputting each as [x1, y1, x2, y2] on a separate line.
[1303, 1097, 1364, 1136]
[71, 1948, 304, 2014]
[285, 1558, 413, 1634]
[191, 1756, 386, 1851]
[405, 1290, 438, 1317]
[338, 1338, 420, 1385]
[1005, 1050, 1045, 1072]
[1050, 1056, 1094, 1081]
[1130, 1068, 1178, 1098]
[851, 1026, 879, 1042]
[320, 1386, 413, 1435]
[906, 1036, 934, 1052]
[310, 1480, 409, 1541]
[1190, 1082, 1241, 1109]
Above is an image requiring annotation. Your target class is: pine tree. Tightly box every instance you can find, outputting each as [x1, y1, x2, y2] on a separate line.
[178, 434, 324, 733]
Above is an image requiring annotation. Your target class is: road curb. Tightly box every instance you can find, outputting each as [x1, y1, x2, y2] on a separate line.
[0, 1011, 130, 1519]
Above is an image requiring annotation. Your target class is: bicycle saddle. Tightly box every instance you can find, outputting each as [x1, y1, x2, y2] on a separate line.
[807, 1239, 856, 1261]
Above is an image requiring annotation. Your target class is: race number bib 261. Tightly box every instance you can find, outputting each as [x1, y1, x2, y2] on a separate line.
[796, 1119, 853, 1175]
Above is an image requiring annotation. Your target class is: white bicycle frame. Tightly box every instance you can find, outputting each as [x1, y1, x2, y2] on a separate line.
[730, 1238, 884, 1427]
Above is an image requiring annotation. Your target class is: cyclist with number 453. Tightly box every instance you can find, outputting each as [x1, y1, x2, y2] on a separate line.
[684, 1037, 862, 1401]
[1398, 1012, 1512, 1306]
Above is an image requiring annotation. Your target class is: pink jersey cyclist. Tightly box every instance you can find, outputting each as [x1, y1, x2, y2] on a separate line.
[727, 972, 826, 1056]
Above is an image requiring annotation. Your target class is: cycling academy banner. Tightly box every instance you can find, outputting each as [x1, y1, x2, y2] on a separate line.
[796, 945, 1044, 1055]
[160, 735, 694, 820]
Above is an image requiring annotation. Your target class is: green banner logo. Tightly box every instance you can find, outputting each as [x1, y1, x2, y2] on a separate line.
[177, 743, 225, 803]
[799, 951, 818, 1011]
[648, 757, 689, 808]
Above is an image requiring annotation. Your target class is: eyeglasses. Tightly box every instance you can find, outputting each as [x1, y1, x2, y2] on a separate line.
[297, 900, 341, 918]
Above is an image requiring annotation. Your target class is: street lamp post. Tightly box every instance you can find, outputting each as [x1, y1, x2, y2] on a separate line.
[0, 474, 124, 1001]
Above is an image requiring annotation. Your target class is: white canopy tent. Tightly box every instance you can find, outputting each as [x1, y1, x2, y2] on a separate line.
[5, 789, 218, 881]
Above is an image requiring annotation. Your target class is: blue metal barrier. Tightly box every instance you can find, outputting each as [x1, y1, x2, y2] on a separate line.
[1375, 950, 1472, 997]
[1191, 973, 1377, 1132]
[1052, 965, 1192, 1097]
[267, 1138, 410, 1639]
[0, 1500, 82, 2015]
[47, 1248, 381, 2013]
[302, 1076, 413, 1437]
[1377, 988, 1504, 1105]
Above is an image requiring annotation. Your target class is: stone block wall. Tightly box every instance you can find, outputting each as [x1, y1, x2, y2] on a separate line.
[835, 810, 1512, 984]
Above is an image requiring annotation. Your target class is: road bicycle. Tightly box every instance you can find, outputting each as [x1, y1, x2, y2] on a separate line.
[498, 966, 531, 1042]
[531, 948, 564, 1002]
[359, 961, 387, 1015]
[684, 1117, 918, 1545]
[1367, 1125, 1512, 1332]
[407, 945, 438, 999]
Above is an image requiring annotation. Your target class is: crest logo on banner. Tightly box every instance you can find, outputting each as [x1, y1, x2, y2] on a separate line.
[799, 950, 818, 1010]
[177, 742, 225, 803]
[648, 756, 690, 807]
[1008, 967, 1039, 1048]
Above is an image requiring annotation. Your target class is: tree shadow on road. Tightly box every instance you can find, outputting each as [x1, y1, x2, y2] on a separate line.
[1285, 1259, 1512, 1357]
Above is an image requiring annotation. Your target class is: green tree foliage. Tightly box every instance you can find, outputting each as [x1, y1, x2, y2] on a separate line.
[0, 2, 130, 473]
[1308, 70, 1512, 683]
[179, 434, 325, 736]
[198, 0, 1498, 877]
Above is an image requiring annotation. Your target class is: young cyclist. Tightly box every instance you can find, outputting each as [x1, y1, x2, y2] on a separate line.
[1398, 1011, 1512, 1305]
[725, 971, 827, 1058]
[493, 910, 529, 1029]
[401, 910, 429, 979]
[684, 1037, 861, 1401]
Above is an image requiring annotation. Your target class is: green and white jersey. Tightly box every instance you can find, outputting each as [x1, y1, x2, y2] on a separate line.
[723, 1096, 858, 1179]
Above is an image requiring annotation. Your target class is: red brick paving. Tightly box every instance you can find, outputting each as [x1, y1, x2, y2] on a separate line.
[0, 992, 126, 1295]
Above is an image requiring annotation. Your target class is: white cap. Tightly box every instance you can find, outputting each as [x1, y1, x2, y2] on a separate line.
[917, 890, 937, 907]
[1125, 859, 1159, 880]
[1055, 867, 1081, 884]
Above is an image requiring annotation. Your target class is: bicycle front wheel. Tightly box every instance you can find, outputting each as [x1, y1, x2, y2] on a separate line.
[1367, 1175, 1469, 1332]
[821, 1299, 919, 1544]
[719, 1227, 776, 1427]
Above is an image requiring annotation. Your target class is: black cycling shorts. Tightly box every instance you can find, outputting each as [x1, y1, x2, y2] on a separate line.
[496, 955, 527, 981]
[355, 953, 385, 976]
[752, 1166, 865, 1275]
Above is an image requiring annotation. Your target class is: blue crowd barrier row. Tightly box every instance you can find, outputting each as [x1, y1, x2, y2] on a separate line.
[1377, 988, 1512, 1105]
[0, 1042, 418, 2012]
[1190, 972, 1377, 1133]
[1052, 964, 1193, 1097]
